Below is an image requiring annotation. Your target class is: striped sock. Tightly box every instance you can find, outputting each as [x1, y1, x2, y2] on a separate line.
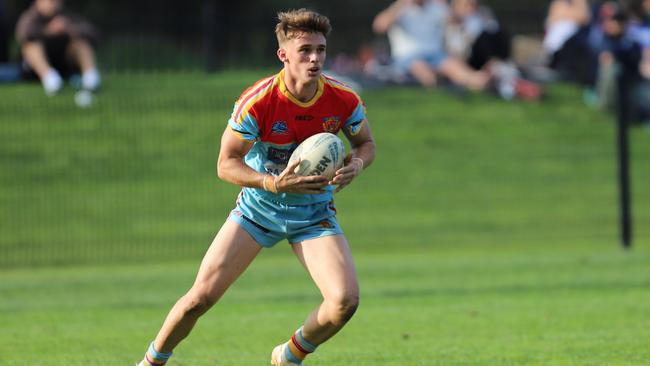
[285, 326, 318, 364]
[141, 341, 173, 366]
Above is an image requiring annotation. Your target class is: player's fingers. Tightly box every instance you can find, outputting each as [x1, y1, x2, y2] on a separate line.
[299, 175, 329, 184]
[335, 161, 362, 177]
[302, 181, 329, 190]
[334, 182, 349, 193]
[335, 166, 352, 176]
[281, 159, 301, 178]
[331, 170, 355, 184]
[287, 158, 301, 170]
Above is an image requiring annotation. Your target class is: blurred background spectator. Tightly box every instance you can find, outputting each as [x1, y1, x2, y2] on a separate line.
[445, 0, 543, 100]
[0, 0, 646, 120]
[625, 0, 650, 121]
[372, 0, 490, 91]
[15, 0, 100, 95]
[543, 0, 595, 86]
[585, 1, 640, 111]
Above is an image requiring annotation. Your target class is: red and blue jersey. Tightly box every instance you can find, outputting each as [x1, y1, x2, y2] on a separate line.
[228, 69, 366, 205]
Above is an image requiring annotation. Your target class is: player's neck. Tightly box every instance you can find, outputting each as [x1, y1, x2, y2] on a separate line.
[282, 69, 319, 103]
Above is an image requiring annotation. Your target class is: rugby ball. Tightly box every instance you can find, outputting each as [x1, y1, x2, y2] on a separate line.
[289, 133, 346, 180]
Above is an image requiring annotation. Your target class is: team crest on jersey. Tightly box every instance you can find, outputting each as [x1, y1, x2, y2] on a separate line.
[271, 121, 289, 135]
[322, 116, 341, 133]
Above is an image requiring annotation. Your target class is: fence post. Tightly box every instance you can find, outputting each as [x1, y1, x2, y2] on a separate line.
[615, 63, 632, 249]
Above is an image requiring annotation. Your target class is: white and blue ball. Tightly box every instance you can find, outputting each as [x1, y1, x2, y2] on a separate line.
[289, 132, 346, 180]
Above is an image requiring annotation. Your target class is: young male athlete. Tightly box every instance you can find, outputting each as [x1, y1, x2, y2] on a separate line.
[137, 8, 376, 366]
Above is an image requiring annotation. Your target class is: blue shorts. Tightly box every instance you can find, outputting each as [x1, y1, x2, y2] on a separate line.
[394, 51, 449, 74]
[228, 190, 343, 248]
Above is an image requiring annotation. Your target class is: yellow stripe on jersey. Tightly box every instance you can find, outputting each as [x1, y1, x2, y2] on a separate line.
[236, 75, 275, 104]
[234, 75, 278, 124]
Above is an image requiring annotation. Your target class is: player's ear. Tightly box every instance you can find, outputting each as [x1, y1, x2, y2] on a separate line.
[277, 47, 287, 63]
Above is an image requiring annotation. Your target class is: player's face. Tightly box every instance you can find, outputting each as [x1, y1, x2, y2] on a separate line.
[279, 32, 327, 84]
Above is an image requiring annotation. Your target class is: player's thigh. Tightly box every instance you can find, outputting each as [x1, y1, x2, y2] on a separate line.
[191, 219, 262, 299]
[292, 234, 359, 301]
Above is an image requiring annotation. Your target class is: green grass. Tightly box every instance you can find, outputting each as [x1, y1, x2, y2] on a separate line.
[2, 243, 649, 365]
[1, 72, 649, 365]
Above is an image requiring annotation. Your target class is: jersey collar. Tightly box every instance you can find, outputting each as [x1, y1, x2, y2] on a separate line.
[278, 69, 325, 108]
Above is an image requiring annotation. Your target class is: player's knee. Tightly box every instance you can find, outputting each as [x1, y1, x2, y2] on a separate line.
[328, 291, 359, 325]
[181, 289, 218, 317]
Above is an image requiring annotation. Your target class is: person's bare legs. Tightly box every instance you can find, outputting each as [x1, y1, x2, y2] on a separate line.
[272, 234, 358, 365]
[67, 38, 101, 90]
[22, 41, 63, 95]
[438, 57, 490, 91]
[153, 220, 263, 352]
[67, 38, 96, 73]
[409, 60, 438, 88]
[294, 234, 359, 342]
[21, 41, 52, 78]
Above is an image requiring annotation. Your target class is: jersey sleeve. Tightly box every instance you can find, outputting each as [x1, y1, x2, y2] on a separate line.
[227, 75, 278, 141]
[228, 113, 260, 141]
[227, 100, 260, 141]
[343, 99, 367, 136]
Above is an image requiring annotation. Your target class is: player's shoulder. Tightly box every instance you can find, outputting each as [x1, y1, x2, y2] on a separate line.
[231, 73, 281, 124]
[236, 73, 279, 104]
[322, 73, 363, 104]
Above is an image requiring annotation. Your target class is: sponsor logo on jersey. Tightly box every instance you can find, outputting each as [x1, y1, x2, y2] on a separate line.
[267, 146, 293, 164]
[322, 116, 341, 133]
[295, 115, 314, 121]
[263, 162, 286, 176]
[271, 121, 289, 135]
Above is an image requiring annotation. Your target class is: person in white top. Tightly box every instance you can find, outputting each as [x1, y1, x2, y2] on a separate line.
[544, 0, 592, 54]
[373, 0, 489, 90]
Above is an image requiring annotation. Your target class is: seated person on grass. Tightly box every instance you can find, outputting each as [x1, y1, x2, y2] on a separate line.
[15, 0, 100, 95]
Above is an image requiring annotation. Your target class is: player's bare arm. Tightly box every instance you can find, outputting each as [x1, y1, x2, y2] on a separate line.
[331, 119, 376, 192]
[218, 127, 328, 194]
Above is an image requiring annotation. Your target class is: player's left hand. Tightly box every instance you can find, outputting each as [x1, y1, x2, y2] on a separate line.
[330, 154, 364, 193]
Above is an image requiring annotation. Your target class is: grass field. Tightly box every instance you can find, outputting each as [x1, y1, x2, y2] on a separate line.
[1, 72, 649, 365]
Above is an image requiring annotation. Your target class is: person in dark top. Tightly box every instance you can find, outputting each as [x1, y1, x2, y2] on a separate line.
[15, 0, 100, 95]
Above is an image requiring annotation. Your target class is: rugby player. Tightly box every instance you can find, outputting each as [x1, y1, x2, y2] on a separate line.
[137, 8, 376, 366]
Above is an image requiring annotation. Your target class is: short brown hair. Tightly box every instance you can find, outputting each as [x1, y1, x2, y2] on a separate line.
[275, 9, 332, 45]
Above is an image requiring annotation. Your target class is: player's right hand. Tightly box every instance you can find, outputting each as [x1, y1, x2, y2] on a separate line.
[274, 159, 329, 194]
